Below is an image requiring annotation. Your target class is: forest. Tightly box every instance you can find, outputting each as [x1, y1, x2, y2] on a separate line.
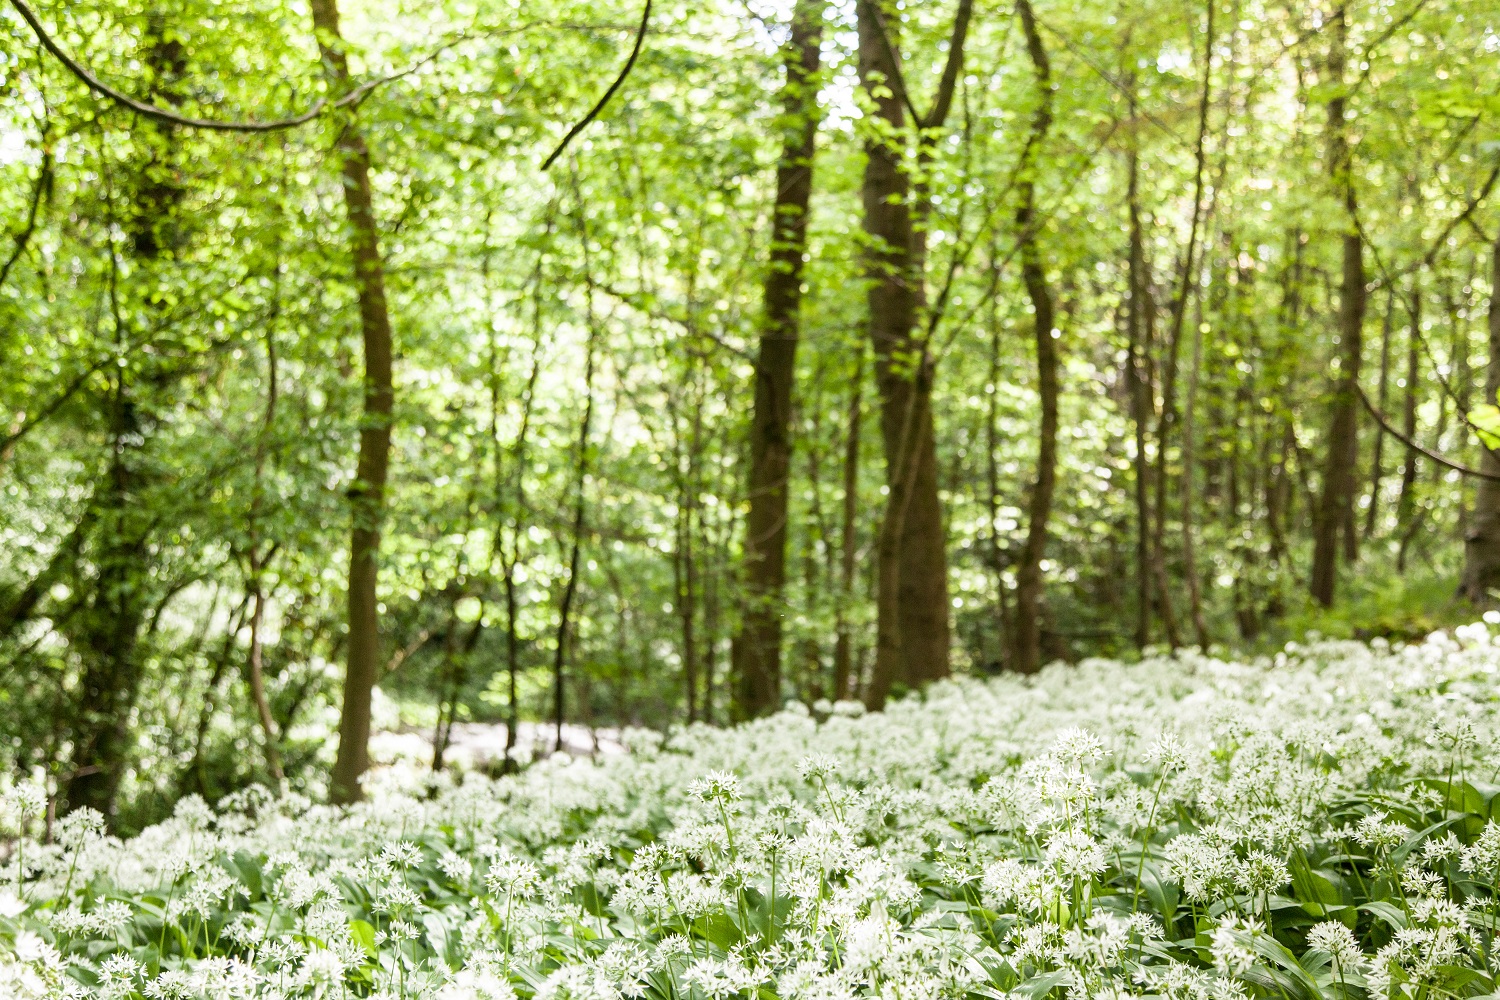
[6, 0, 1500, 997]
[3, 0, 1500, 826]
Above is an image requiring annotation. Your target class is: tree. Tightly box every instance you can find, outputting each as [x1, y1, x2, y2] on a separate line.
[1462, 229, 1500, 601]
[857, 0, 973, 709]
[1308, 6, 1365, 608]
[314, 0, 398, 805]
[732, 0, 826, 720]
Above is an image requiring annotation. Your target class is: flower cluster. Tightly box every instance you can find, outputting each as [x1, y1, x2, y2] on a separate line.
[5, 625, 1500, 998]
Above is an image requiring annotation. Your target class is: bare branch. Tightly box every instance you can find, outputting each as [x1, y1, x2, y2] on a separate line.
[8, 0, 428, 133]
[541, 0, 652, 170]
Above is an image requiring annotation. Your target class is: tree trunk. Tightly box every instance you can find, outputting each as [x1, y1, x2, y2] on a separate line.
[732, 0, 824, 719]
[1008, 0, 1057, 676]
[63, 17, 184, 819]
[1179, 271, 1210, 649]
[1461, 231, 1500, 601]
[65, 379, 150, 817]
[1308, 8, 1365, 608]
[1125, 145, 1154, 651]
[985, 268, 1008, 667]
[857, 0, 972, 707]
[675, 464, 700, 723]
[553, 257, 599, 751]
[246, 302, 283, 786]
[1363, 287, 1395, 539]
[317, 0, 397, 804]
[831, 349, 864, 701]
[499, 279, 546, 770]
[1396, 284, 1420, 571]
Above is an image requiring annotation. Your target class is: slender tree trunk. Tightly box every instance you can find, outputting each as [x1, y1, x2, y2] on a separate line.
[1180, 270, 1210, 648]
[1363, 287, 1395, 539]
[732, 0, 825, 719]
[316, 0, 397, 804]
[1309, 8, 1365, 608]
[1150, 0, 1214, 650]
[553, 266, 599, 752]
[1009, 0, 1057, 676]
[857, 0, 972, 707]
[1461, 230, 1500, 601]
[702, 513, 722, 723]
[1125, 147, 1154, 651]
[499, 281, 546, 769]
[800, 415, 828, 701]
[246, 292, 283, 786]
[1397, 285, 1420, 571]
[675, 452, 700, 723]
[831, 350, 863, 701]
[985, 275, 1008, 666]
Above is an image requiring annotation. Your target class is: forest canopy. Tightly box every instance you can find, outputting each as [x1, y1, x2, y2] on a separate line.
[1, 0, 1499, 830]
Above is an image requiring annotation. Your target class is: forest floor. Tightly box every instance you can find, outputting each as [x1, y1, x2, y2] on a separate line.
[371, 719, 626, 771]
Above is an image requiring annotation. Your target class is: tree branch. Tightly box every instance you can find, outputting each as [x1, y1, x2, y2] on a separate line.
[541, 0, 651, 170]
[0, 130, 50, 292]
[1356, 382, 1500, 482]
[919, 0, 975, 130]
[8, 0, 424, 133]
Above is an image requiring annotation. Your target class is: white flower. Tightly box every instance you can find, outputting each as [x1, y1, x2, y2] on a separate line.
[689, 770, 742, 804]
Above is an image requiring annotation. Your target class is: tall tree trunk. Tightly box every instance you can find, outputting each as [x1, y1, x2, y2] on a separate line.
[1461, 231, 1500, 601]
[498, 274, 547, 769]
[1149, 0, 1215, 650]
[66, 375, 150, 817]
[831, 349, 864, 700]
[318, 0, 397, 805]
[63, 16, 184, 819]
[1396, 285, 1420, 571]
[1363, 287, 1395, 539]
[800, 405, 829, 702]
[553, 251, 599, 751]
[675, 441, 700, 723]
[1125, 145, 1154, 651]
[1008, 0, 1057, 676]
[857, 0, 972, 707]
[732, 0, 824, 719]
[985, 269, 1008, 667]
[1179, 269, 1210, 648]
[1308, 8, 1365, 608]
[246, 282, 284, 786]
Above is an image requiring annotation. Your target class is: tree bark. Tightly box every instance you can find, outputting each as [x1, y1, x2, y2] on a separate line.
[498, 271, 547, 769]
[831, 349, 864, 700]
[63, 16, 184, 819]
[1363, 286, 1395, 539]
[246, 289, 283, 786]
[553, 239, 600, 751]
[1125, 147, 1153, 651]
[316, 0, 397, 805]
[1008, 0, 1057, 676]
[1461, 230, 1500, 601]
[1396, 284, 1420, 570]
[857, 0, 972, 708]
[1180, 270, 1210, 649]
[732, 0, 824, 719]
[1308, 8, 1365, 608]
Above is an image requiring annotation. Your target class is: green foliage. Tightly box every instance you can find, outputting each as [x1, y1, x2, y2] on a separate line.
[1, 0, 1499, 819]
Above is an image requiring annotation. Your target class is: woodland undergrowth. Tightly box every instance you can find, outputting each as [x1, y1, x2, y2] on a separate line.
[5, 627, 1500, 999]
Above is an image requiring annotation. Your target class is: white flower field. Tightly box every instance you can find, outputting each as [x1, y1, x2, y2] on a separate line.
[5, 627, 1500, 999]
